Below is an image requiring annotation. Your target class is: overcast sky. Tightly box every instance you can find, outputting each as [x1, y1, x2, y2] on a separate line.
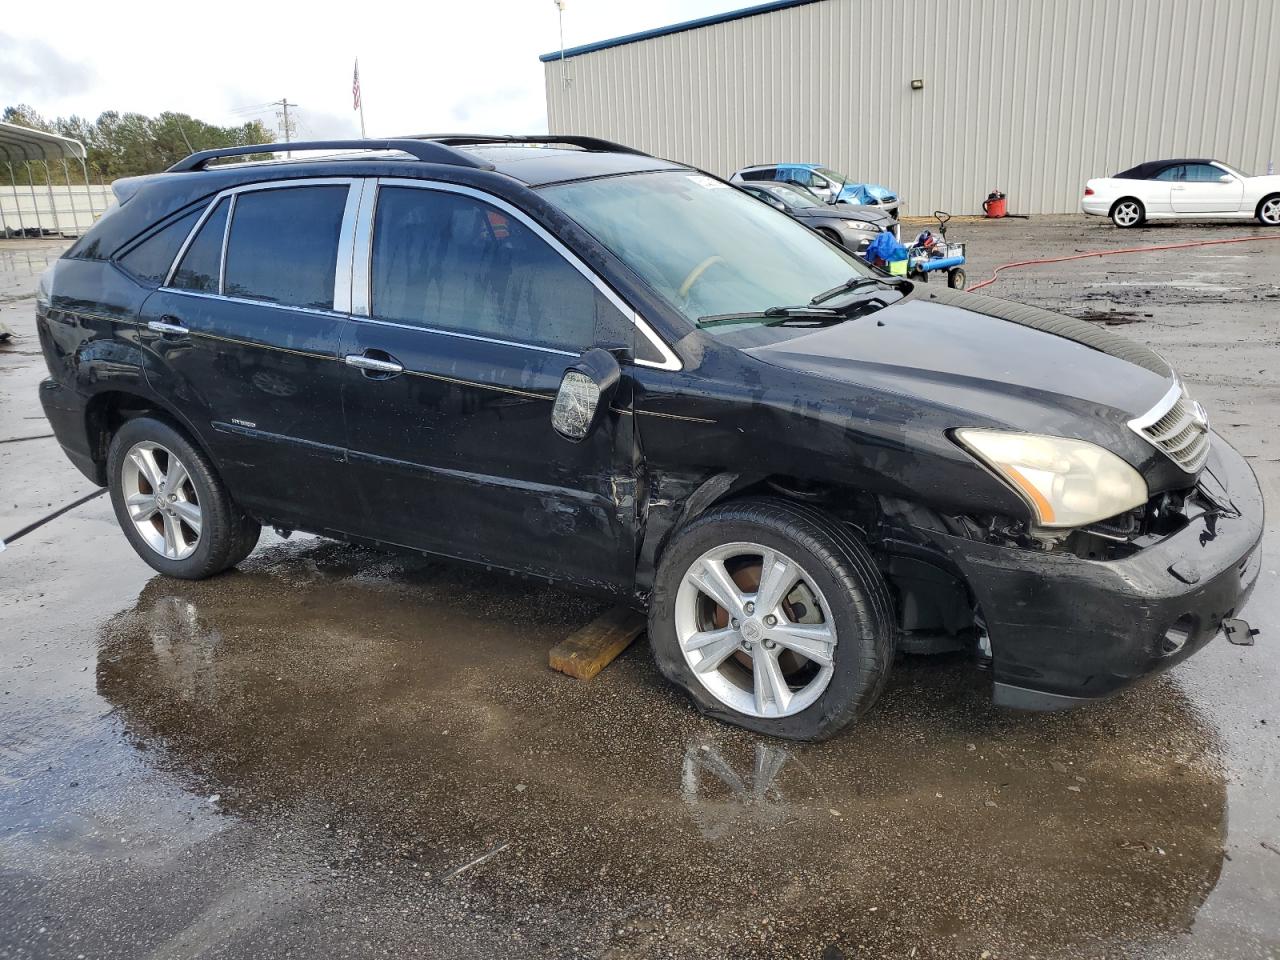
[3, 0, 733, 139]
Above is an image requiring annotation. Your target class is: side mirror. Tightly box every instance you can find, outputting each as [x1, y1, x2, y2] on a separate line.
[1219, 174, 1234, 183]
[551, 347, 622, 442]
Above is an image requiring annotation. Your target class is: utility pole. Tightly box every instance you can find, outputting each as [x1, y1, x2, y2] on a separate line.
[271, 99, 297, 156]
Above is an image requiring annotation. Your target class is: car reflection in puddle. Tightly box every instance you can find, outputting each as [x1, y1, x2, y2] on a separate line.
[92, 539, 1227, 959]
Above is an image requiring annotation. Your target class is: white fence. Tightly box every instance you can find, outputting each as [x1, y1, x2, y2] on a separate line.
[1, 183, 113, 238]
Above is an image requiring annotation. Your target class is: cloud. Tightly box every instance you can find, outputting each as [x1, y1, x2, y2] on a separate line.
[0, 32, 97, 103]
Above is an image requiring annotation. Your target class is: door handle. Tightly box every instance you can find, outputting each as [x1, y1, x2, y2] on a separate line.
[148, 318, 189, 335]
[1171, 186, 1186, 191]
[344, 353, 404, 376]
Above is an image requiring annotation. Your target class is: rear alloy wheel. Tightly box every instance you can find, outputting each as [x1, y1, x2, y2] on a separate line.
[1258, 195, 1280, 227]
[649, 498, 894, 740]
[121, 440, 203, 561]
[1111, 199, 1144, 228]
[107, 416, 260, 579]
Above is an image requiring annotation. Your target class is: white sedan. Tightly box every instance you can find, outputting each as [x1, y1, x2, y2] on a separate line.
[1081, 159, 1280, 228]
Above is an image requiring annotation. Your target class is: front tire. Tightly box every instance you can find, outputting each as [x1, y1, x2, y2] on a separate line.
[1111, 198, 1145, 228]
[107, 416, 260, 579]
[816, 227, 844, 247]
[947, 267, 967, 289]
[648, 498, 895, 741]
[1258, 194, 1280, 227]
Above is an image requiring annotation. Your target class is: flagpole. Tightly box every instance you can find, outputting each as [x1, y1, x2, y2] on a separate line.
[355, 57, 367, 138]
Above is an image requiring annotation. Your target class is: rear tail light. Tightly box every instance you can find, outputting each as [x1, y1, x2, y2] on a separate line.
[1083, 186, 1095, 196]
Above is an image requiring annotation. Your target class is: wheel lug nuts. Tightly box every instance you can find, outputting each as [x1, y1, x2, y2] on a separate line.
[764, 615, 777, 626]
[730, 619, 740, 629]
[742, 641, 753, 651]
[744, 602, 755, 615]
[764, 639, 777, 650]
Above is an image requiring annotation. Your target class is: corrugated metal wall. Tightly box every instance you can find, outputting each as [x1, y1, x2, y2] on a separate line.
[544, 0, 1280, 215]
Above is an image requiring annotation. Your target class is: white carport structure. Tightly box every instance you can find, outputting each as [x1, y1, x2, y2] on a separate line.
[0, 121, 101, 239]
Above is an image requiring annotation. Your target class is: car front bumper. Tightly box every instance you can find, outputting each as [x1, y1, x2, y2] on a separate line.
[932, 432, 1263, 709]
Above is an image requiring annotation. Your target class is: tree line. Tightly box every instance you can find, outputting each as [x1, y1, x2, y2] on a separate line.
[1, 105, 274, 185]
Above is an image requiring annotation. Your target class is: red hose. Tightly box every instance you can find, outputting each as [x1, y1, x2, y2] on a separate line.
[967, 232, 1280, 292]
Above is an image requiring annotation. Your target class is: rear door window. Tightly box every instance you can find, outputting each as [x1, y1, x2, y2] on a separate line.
[171, 197, 230, 292]
[223, 185, 348, 310]
[1153, 165, 1186, 181]
[369, 186, 608, 352]
[117, 208, 203, 284]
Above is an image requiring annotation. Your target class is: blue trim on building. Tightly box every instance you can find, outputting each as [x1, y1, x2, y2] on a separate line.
[538, 0, 823, 63]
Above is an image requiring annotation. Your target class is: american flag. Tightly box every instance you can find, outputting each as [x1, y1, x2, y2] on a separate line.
[353, 59, 362, 111]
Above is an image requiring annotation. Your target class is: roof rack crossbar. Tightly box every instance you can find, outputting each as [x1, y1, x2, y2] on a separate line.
[166, 139, 495, 173]
[400, 133, 650, 157]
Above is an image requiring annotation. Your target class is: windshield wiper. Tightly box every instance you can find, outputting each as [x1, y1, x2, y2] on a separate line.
[696, 304, 842, 328]
[809, 275, 897, 306]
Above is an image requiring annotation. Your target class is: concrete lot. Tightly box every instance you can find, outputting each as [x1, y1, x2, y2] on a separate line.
[1, 219, 1278, 959]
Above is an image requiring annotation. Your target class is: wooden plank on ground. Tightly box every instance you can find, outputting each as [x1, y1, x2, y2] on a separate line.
[549, 605, 646, 681]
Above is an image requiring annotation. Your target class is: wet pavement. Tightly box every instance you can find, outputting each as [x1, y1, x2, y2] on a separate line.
[2, 222, 1279, 959]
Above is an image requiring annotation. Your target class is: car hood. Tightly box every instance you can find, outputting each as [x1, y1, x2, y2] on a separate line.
[745, 287, 1175, 451]
[793, 204, 895, 226]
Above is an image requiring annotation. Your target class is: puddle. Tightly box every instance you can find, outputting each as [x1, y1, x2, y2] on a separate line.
[13, 539, 1223, 959]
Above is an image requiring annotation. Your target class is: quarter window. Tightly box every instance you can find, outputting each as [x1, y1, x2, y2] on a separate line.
[369, 186, 607, 352]
[223, 185, 348, 310]
[117, 207, 202, 284]
[171, 197, 230, 292]
[1153, 165, 1186, 181]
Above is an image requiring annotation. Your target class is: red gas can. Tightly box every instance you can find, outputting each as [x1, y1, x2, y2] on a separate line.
[982, 191, 1008, 218]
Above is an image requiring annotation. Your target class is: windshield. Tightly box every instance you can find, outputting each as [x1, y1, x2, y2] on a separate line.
[542, 171, 873, 331]
[816, 167, 849, 184]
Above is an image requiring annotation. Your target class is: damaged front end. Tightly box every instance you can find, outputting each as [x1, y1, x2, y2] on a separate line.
[874, 432, 1263, 709]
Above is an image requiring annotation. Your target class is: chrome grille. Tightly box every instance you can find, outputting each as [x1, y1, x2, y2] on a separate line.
[1129, 382, 1211, 473]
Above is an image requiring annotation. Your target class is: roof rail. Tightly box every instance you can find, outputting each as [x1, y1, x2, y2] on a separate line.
[400, 133, 650, 157]
[166, 139, 495, 173]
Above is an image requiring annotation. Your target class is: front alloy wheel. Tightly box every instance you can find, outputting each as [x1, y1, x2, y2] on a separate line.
[675, 542, 837, 718]
[121, 441, 202, 560]
[648, 498, 895, 740]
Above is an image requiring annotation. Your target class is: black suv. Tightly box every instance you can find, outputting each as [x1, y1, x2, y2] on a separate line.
[36, 136, 1262, 740]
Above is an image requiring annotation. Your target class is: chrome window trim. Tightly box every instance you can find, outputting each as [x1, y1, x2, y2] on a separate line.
[333, 179, 367, 314]
[161, 177, 359, 310]
[355, 315, 578, 358]
[164, 196, 222, 288]
[350, 178, 374, 317]
[153, 287, 350, 320]
[358, 176, 682, 371]
[217, 193, 236, 295]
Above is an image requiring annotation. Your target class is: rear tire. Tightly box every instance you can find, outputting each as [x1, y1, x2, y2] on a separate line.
[1258, 194, 1280, 227]
[107, 416, 260, 579]
[648, 497, 895, 741]
[947, 267, 967, 289]
[1111, 198, 1145, 228]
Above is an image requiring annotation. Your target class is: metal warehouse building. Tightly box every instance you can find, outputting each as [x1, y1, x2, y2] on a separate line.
[542, 0, 1279, 215]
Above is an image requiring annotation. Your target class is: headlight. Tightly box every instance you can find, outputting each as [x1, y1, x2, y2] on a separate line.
[955, 429, 1148, 528]
[839, 219, 879, 232]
